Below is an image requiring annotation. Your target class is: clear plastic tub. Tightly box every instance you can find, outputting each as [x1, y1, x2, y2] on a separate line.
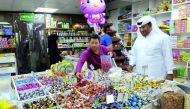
[0, 73, 12, 100]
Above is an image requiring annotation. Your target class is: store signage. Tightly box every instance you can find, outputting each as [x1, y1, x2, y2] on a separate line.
[19, 13, 35, 21]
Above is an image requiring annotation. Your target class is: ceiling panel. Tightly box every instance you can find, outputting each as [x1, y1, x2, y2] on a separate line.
[0, 0, 14, 11]
[12, 0, 46, 12]
[0, 0, 136, 14]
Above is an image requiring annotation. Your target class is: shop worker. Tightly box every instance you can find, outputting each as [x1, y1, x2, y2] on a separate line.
[127, 16, 174, 80]
[75, 34, 115, 78]
[98, 24, 113, 51]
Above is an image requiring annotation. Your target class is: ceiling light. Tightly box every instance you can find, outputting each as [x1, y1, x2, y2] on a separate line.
[35, 8, 58, 13]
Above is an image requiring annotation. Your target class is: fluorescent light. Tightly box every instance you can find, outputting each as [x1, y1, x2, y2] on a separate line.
[35, 8, 58, 13]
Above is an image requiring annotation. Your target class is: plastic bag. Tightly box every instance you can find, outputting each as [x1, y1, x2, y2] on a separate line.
[101, 55, 114, 73]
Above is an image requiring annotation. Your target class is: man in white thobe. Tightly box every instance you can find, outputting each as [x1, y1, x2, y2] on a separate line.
[127, 16, 174, 80]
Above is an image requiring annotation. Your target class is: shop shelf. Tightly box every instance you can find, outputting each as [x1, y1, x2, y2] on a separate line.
[172, 48, 190, 50]
[118, 33, 125, 34]
[118, 18, 132, 22]
[46, 28, 72, 30]
[0, 67, 16, 74]
[0, 56, 15, 63]
[173, 1, 190, 6]
[58, 42, 88, 44]
[170, 32, 190, 36]
[58, 36, 89, 37]
[58, 46, 87, 49]
[150, 11, 171, 16]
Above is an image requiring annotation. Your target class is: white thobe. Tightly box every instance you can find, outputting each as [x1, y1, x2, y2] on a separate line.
[130, 30, 174, 79]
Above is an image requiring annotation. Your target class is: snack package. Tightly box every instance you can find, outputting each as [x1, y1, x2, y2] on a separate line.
[101, 55, 114, 73]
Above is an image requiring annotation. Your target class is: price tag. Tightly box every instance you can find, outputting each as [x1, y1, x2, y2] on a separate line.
[106, 94, 114, 104]
[151, 88, 161, 97]
[44, 86, 51, 93]
[123, 93, 128, 102]
[117, 93, 124, 102]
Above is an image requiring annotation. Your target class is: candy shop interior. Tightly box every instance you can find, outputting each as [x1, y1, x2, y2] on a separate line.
[0, 0, 190, 109]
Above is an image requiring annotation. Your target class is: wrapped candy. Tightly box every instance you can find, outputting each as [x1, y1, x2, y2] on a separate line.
[50, 60, 74, 78]
[22, 96, 59, 109]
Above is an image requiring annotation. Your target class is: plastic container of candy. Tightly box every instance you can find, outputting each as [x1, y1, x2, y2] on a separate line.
[53, 91, 87, 109]
[21, 95, 60, 109]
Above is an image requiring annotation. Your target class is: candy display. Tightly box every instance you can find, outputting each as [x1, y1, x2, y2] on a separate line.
[0, 37, 16, 49]
[150, 0, 171, 14]
[161, 91, 184, 109]
[184, 94, 190, 109]
[37, 74, 74, 94]
[48, 82, 72, 94]
[75, 81, 106, 98]
[51, 60, 74, 77]
[55, 92, 86, 109]
[16, 83, 41, 91]
[18, 89, 46, 101]
[22, 96, 60, 109]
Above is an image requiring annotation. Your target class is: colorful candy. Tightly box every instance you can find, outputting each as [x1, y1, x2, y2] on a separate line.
[22, 96, 59, 109]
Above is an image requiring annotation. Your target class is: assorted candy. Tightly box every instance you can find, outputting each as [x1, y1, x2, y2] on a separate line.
[48, 82, 72, 94]
[75, 81, 106, 98]
[51, 60, 74, 77]
[22, 96, 60, 109]
[19, 89, 46, 101]
[55, 92, 86, 109]
[12, 70, 166, 109]
[16, 83, 41, 91]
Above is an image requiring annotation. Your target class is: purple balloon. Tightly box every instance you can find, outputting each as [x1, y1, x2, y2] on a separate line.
[80, 0, 106, 14]
[80, 0, 106, 25]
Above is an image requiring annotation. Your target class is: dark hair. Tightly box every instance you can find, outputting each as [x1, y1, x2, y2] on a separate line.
[99, 24, 107, 33]
[147, 22, 152, 27]
[89, 34, 100, 42]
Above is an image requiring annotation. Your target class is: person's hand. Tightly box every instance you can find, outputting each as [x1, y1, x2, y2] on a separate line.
[108, 52, 113, 57]
[165, 74, 173, 81]
[127, 65, 134, 72]
[75, 72, 84, 79]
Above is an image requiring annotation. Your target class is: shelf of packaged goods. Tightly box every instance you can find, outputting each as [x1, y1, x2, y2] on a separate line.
[170, 32, 190, 36]
[58, 47, 87, 49]
[173, 1, 190, 6]
[150, 11, 171, 16]
[114, 56, 126, 61]
[0, 67, 16, 74]
[118, 18, 132, 22]
[46, 28, 72, 30]
[0, 48, 16, 50]
[107, 31, 117, 34]
[58, 42, 88, 44]
[125, 46, 132, 48]
[118, 33, 125, 34]
[46, 28, 93, 31]
[0, 57, 15, 64]
[172, 48, 190, 50]
[58, 36, 90, 37]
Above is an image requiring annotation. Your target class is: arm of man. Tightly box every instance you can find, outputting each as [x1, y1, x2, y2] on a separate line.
[105, 34, 113, 51]
[128, 41, 137, 72]
[75, 51, 88, 73]
[162, 35, 174, 80]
